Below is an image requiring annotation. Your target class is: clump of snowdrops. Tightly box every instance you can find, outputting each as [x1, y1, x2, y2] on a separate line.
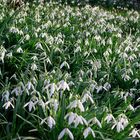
[0, 0, 140, 140]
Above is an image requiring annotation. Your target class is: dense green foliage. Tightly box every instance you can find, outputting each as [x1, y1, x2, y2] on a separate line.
[0, 1, 140, 140]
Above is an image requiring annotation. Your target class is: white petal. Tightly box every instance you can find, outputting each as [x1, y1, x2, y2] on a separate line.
[78, 100, 84, 112]
[58, 128, 66, 140]
[66, 128, 74, 140]
[68, 113, 75, 125]
[83, 127, 90, 139]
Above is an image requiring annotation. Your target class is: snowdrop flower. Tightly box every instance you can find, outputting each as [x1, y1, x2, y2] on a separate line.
[65, 112, 87, 127]
[129, 128, 140, 138]
[127, 104, 135, 112]
[24, 100, 37, 112]
[53, 99, 59, 112]
[45, 99, 59, 112]
[67, 99, 85, 112]
[112, 113, 128, 132]
[74, 46, 81, 53]
[58, 80, 70, 91]
[35, 42, 43, 50]
[31, 63, 38, 71]
[31, 56, 38, 61]
[77, 100, 85, 112]
[65, 112, 76, 125]
[0, 45, 6, 63]
[81, 91, 94, 104]
[103, 50, 110, 57]
[103, 82, 111, 91]
[11, 86, 22, 96]
[38, 100, 45, 110]
[9, 27, 19, 34]
[114, 121, 124, 132]
[104, 113, 115, 124]
[43, 83, 56, 97]
[94, 35, 101, 42]
[74, 115, 88, 127]
[83, 127, 95, 139]
[50, 83, 56, 96]
[17, 47, 23, 53]
[3, 99, 14, 109]
[133, 78, 139, 85]
[121, 73, 131, 81]
[47, 116, 56, 129]
[26, 81, 34, 91]
[25, 34, 30, 40]
[88, 117, 102, 128]
[58, 128, 74, 140]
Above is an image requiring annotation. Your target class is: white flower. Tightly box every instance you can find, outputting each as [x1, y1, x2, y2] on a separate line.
[127, 104, 135, 112]
[74, 46, 81, 53]
[26, 81, 34, 91]
[65, 112, 76, 125]
[81, 91, 94, 104]
[58, 80, 70, 91]
[47, 116, 56, 129]
[119, 114, 129, 128]
[67, 99, 85, 112]
[38, 100, 45, 110]
[103, 82, 111, 91]
[31, 63, 38, 71]
[58, 128, 74, 140]
[50, 83, 56, 96]
[0, 45, 7, 63]
[45, 99, 59, 112]
[88, 117, 102, 128]
[9, 27, 19, 34]
[129, 128, 140, 138]
[83, 127, 95, 139]
[25, 34, 30, 40]
[77, 100, 85, 112]
[116, 121, 124, 132]
[104, 113, 115, 124]
[74, 115, 87, 127]
[17, 47, 23, 53]
[111, 113, 128, 132]
[133, 78, 139, 85]
[24, 100, 37, 112]
[31, 56, 38, 61]
[122, 74, 131, 81]
[94, 35, 101, 42]
[11, 86, 22, 96]
[53, 99, 59, 112]
[35, 42, 43, 50]
[65, 112, 87, 127]
[3, 100, 14, 109]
